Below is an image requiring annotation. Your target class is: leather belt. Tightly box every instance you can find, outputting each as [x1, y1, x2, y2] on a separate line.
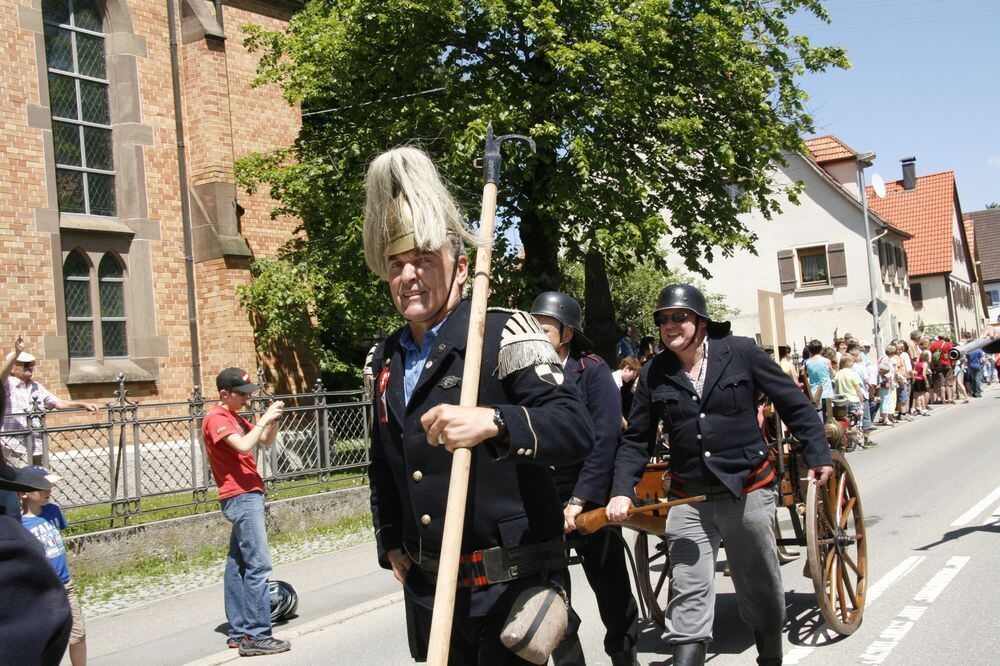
[415, 539, 575, 589]
[669, 478, 735, 502]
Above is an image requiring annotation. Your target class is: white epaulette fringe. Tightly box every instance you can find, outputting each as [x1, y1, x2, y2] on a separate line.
[496, 310, 560, 379]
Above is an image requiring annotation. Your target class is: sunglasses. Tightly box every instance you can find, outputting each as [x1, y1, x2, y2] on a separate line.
[654, 311, 692, 326]
[17, 363, 35, 369]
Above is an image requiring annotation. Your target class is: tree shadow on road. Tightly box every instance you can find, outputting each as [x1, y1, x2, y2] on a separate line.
[916, 522, 1000, 551]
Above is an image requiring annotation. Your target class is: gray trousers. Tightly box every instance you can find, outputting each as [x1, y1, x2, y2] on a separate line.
[664, 487, 784, 644]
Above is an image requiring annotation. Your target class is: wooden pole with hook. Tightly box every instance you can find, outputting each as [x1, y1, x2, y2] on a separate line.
[425, 125, 535, 665]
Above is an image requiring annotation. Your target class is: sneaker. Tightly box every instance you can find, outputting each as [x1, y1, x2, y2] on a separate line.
[860, 439, 878, 449]
[227, 636, 244, 649]
[239, 637, 291, 657]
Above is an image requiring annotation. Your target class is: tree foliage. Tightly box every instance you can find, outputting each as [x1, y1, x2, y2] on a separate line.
[562, 259, 739, 342]
[237, 0, 847, 384]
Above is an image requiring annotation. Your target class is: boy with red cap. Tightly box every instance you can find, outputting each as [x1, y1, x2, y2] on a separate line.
[202, 368, 288, 657]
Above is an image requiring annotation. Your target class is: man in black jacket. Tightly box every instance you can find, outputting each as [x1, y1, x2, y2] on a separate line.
[531, 291, 639, 666]
[362, 146, 593, 663]
[607, 284, 832, 666]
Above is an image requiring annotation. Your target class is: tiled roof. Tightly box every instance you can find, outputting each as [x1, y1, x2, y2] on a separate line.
[804, 135, 858, 163]
[968, 208, 1000, 282]
[866, 171, 959, 277]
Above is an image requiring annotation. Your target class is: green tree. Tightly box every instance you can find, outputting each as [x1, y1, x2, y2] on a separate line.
[563, 259, 738, 354]
[237, 0, 847, 382]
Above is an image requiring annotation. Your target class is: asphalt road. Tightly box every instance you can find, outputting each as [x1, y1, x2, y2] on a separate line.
[83, 386, 1000, 666]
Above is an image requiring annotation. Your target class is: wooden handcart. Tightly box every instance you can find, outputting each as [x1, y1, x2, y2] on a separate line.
[577, 429, 868, 636]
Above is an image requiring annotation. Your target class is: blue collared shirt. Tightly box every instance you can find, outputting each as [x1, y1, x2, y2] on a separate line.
[399, 317, 450, 406]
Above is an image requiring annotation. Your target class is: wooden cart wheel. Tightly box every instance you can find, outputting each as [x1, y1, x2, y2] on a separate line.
[806, 449, 867, 635]
[633, 530, 670, 629]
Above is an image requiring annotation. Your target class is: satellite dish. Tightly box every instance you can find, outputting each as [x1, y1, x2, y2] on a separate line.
[871, 173, 886, 199]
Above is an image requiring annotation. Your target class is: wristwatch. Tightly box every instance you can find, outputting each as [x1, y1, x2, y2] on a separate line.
[567, 496, 586, 508]
[492, 407, 508, 438]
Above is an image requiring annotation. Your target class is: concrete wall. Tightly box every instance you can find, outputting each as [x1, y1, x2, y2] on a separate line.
[66, 486, 371, 577]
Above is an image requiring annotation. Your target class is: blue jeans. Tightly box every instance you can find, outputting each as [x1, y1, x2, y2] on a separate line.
[967, 367, 983, 397]
[220, 491, 273, 640]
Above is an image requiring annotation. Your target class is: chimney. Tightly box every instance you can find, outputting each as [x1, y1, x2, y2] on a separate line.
[901, 156, 917, 191]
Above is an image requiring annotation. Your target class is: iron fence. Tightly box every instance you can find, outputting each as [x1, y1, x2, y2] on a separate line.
[1, 372, 372, 528]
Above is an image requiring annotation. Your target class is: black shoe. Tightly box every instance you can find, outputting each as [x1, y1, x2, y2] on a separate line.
[238, 636, 291, 657]
[672, 641, 707, 666]
[227, 636, 244, 649]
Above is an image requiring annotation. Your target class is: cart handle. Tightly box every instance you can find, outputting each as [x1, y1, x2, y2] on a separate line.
[574, 495, 707, 536]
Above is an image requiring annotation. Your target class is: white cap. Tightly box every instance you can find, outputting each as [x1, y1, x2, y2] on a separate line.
[861, 340, 871, 348]
[16, 352, 35, 363]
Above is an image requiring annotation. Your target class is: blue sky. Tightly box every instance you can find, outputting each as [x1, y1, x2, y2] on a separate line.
[792, 0, 1000, 211]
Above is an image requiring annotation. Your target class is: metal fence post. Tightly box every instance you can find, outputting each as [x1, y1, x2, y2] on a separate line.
[315, 378, 329, 470]
[27, 395, 46, 468]
[252, 368, 278, 490]
[189, 385, 209, 504]
[109, 372, 137, 527]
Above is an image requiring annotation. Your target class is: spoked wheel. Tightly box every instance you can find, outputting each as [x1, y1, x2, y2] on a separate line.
[633, 530, 670, 629]
[806, 449, 867, 635]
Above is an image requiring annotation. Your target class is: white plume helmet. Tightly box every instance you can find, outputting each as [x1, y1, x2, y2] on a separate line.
[362, 146, 480, 280]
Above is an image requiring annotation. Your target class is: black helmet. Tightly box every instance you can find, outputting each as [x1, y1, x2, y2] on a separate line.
[269, 580, 298, 623]
[654, 284, 709, 320]
[653, 283, 731, 337]
[530, 291, 594, 350]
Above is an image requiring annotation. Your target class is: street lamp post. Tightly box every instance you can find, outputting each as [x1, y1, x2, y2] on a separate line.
[857, 152, 883, 361]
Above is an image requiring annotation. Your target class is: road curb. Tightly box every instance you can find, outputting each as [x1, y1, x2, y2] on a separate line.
[181, 591, 404, 665]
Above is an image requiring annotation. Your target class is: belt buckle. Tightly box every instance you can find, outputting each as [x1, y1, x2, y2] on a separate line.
[480, 546, 514, 584]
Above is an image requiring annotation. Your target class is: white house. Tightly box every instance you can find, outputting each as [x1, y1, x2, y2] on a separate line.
[681, 135, 914, 353]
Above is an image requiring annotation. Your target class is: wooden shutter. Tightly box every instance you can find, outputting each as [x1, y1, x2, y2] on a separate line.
[827, 243, 848, 286]
[911, 283, 923, 309]
[777, 250, 796, 293]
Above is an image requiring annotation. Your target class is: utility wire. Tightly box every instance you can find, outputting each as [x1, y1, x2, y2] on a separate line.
[302, 86, 447, 118]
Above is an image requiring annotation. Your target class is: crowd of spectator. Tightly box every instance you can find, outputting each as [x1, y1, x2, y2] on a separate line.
[786, 329, 995, 447]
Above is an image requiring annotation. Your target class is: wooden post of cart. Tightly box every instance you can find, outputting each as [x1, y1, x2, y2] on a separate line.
[758, 290, 795, 513]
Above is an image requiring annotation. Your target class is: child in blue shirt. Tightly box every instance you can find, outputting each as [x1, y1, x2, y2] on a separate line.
[20, 467, 87, 666]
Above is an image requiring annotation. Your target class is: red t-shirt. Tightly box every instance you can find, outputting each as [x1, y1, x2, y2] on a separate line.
[203, 405, 265, 500]
[929, 340, 954, 368]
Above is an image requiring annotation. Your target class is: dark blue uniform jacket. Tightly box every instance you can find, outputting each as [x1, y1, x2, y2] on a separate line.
[367, 300, 594, 615]
[554, 351, 622, 505]
[612, 332, 831, 499]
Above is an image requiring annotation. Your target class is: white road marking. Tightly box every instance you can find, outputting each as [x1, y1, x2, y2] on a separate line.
[912, 556, 969, 603]
[982, 503, 1000, 526]
[951, 485, 1000, 526]
[858, 556, 969, 664]
[783, 645, 815, 664]
[784, 557, 925, 664]
[865, 556, 925, 605]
